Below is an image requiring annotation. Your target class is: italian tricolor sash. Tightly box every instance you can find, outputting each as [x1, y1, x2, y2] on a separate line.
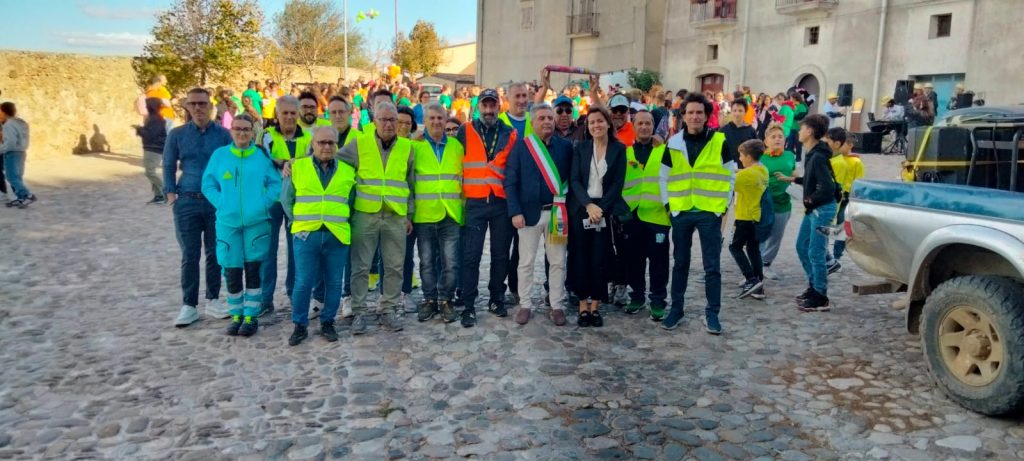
[524, 134, 569, 244]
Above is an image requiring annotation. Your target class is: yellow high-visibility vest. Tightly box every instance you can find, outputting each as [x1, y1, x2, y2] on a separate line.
[290, 157, 357, 244]
[624, 144, 671, 226]
[667, 132, 732, 214]
[498, 112, 533, 138]
[353, 135, 412, 215]
[412, 137, 465, 224]
[264, 126, 312, 162]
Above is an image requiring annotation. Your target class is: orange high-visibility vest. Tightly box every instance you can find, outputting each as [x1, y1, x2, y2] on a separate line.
[463, 122, 516, 199]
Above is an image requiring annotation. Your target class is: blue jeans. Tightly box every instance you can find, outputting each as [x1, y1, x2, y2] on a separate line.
[796, 202, 838, 296]
[3, 151, 31, 199]
[669, 211, 723, 316]
[291, 229, 349, 326]
[173, 195, 221, 306]
[416, 218, 460, 301]
[262, 203, 295, 306]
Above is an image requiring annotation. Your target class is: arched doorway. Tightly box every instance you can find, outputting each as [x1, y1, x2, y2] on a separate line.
[698, 73, 724, 95]
[796, 74, 820, 114]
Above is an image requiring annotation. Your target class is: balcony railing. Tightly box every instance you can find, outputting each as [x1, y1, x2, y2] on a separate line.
[775, 0, 839, 15]
[690, 1, 737, 30]
[567, 13, 600, 37]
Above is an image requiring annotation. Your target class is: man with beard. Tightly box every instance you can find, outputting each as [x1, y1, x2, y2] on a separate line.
[298, 91, 332, 131]
[455, 89, 518, 327]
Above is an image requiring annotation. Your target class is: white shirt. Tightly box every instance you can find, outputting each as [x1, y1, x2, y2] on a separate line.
[587, 147, 607, 199]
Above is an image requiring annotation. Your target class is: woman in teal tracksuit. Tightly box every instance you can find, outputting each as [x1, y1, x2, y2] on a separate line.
[202, 114, 282, 336]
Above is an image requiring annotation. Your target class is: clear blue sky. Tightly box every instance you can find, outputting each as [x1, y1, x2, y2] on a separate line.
[0, 0, 477, 56]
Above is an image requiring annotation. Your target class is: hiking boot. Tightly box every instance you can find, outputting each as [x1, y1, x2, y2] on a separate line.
[174, 305, 199, 327]
[289, 324, 308, 346]
[417, 300, 438, 322]
[625, 299, 645, 315]
[238, 316, 258, 337]
[591, 310, 604, 328]
[514, 308, 531, 325]
[799, 290, 832, 312]
[439, 300, 458, 324]
[703, 315, 723, 335]
[487, 301, 507, 317]
[737, 278, 765, 299]
[379, 311, 404, 332]
[320, 321, 338, 342]
[649, 305, 666, 322]
[460, 309, 477, 328]
[226, 315, 242, 336]
[661, 308, 684, 330]
[827, 260, 842, 275]
[351, 315, 370, 335]
[549, 309, 567, 326]
[577, 311, 592, 327]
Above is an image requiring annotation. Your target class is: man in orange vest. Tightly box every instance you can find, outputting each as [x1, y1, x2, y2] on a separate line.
[453, 88, 518, 327]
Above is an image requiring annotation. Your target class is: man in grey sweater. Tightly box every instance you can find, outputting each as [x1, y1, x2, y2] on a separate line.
[0, 102, 35, 208]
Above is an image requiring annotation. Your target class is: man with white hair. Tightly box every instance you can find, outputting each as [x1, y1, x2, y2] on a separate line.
[336, 101, 415, 335]
[260, 95, 312, 316]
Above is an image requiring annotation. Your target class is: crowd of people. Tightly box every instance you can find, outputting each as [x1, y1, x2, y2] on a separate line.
[130, 65, 874, 346]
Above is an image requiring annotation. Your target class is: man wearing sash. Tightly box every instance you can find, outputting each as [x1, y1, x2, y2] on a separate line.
[505, 103, 573, 326]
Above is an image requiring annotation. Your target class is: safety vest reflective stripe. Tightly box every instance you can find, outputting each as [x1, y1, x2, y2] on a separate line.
[464, 161, 487, 168]
[463, 122, 515, 199]
[295, 195, 349, 203]
[666, 189, 731, 198]
[624, 145, 671, 226]
[464, 178, 503, 185]
[415, 193, 463, 200]
[667, 132, 731, 214]
[414, 174, 461, 181]
[264, 127, 312, 161]
[622, 193, 664, 202]
[293, 214, 349, 223]
[355, 190, 409, 203]
[353, 135, 412, 214]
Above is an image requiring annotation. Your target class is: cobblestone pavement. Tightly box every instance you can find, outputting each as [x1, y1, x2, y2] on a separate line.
[1, 153, 1021, 461]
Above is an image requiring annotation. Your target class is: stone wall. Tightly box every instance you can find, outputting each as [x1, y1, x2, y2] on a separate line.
[0, 50, 374, 159]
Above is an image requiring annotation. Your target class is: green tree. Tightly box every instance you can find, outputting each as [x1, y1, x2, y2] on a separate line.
[133, 0, 263, 91]
[273, 0, 369, 80]
[627, 69, 661, 93]
[392, 20, 448, 76]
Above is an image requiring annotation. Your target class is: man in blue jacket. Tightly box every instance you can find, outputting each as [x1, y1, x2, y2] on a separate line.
[505, 103, 573, 326]
[164, 88, 233, 327]
[201, 114, 281, 336]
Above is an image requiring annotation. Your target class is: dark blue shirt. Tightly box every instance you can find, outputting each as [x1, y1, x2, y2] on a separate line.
[163, 121, 233, 195]
[504, 134, 573, 226]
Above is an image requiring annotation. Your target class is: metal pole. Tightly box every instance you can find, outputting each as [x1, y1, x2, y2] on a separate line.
[394, 0, 399, 45]
[343, 0, 348, 80]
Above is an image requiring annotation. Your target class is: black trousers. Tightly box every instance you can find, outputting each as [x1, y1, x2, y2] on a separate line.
[0, 156, 6, 194]
[623, 215, 670, 308]
[609, 217, 629, 286]
[568, 212, 611, 302]
[461, 198, 514, 309]
[728, 220, 764, 281]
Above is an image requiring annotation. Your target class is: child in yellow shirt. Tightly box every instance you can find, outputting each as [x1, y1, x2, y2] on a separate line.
[730, 139, 770, 300]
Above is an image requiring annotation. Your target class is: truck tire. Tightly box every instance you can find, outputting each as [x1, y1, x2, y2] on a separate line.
[921, 275, 1024, 415]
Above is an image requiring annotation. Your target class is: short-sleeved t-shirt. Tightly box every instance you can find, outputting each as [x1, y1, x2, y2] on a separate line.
[146, 86, 175, 120]
[242, 88, 263, 115]
[760, 150, 797, 213]
[439, 94, 452, 110]
[842, 155, 865, 192]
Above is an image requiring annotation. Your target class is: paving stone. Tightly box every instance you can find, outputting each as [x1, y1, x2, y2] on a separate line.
[571, 421, 611, 438]
[663, 443, 687, 461]
[935, 435, 982, 452]
[693, 447, 726, 461]
[350, 428, 388, 442]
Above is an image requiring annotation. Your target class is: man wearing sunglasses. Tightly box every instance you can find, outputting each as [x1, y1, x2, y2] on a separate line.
[260, 95, 312, 317]
[608, 94, 636, 147]
[165, 88, 233, 327]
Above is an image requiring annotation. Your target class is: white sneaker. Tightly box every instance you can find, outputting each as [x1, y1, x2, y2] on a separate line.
[763, 268, 779, 281]
[174, 305, 200, 327]
[312, 299, 324, 315]
[341, 296, 352, 317]
[204, 298, 230, 319]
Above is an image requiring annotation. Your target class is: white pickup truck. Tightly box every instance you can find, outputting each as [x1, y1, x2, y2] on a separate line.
[845, 116, 1024, 416]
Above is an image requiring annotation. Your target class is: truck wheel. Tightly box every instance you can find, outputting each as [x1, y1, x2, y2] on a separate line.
[921, 275, 1024, 415]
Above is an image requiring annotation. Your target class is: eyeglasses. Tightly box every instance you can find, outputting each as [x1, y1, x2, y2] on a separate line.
[231, 127, 252, 132]
[186, 101, 210, 107]
[315, 140, 337, 147]
[445, 127, 459, 133]
[611, 107, 628, 114]
[376, 117, 397, 124]
[555, 107, 572, 115]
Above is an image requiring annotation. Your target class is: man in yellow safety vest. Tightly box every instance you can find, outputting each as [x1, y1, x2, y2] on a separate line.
[662, 93, 737, 335]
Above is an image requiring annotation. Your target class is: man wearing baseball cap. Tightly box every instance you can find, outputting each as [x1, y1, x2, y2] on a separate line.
[608, 94, 636, 147]
[451, 88, 518, 327]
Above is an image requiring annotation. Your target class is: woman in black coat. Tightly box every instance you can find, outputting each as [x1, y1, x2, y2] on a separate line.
[568, 105, 627, 327]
